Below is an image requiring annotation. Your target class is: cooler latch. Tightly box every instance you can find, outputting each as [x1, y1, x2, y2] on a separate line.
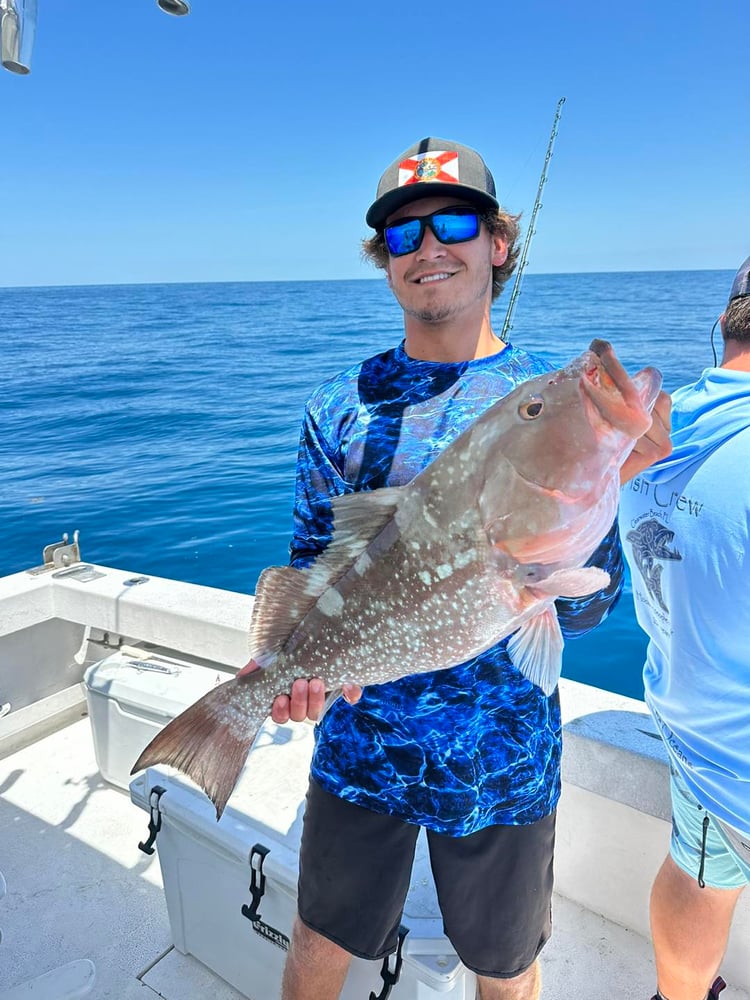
[137, 785, 166, 855]
[242, 844, 291, 951]
[370, 924, 409, 1000]
[241, 843, 270, 922]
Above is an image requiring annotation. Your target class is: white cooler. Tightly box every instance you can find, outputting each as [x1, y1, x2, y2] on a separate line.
[84, 650, 230, 790]
[130, 718, 477, 999]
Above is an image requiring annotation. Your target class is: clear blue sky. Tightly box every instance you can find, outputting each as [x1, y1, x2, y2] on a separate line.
[2, 0, 748, 286]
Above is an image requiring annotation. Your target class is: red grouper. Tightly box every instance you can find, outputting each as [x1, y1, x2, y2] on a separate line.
[132, 339, 662, 819]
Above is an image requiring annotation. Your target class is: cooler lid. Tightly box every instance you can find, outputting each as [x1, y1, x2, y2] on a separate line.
[84, 651, 228, 718]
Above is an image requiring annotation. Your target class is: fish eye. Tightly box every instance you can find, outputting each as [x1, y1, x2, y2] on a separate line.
[519, 396, 544, 420]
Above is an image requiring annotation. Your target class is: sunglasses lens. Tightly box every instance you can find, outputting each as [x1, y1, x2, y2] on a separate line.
[384, 218, 423, 256]
[432, 212, 479, 244]
[384, 209, 481, 256]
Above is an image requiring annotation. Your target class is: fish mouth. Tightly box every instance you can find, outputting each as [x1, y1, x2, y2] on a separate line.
[581, 339, 662, 437]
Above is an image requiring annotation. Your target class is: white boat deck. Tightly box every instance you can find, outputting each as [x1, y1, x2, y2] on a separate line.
[2, 716, 747, 1000]
[1, 559, 747, 1000]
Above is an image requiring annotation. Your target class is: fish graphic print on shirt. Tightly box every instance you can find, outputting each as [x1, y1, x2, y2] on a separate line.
[293, 341, 624, 836]
[625, 518, 682, 613]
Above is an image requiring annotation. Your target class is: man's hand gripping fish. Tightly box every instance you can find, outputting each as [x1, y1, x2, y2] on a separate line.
[132, 340, 662, 819]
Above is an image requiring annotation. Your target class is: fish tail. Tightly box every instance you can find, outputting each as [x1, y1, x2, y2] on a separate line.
[131, 674, 263, 820]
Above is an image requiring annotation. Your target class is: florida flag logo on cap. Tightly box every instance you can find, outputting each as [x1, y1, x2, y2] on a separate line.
[398, 151, 459, 187]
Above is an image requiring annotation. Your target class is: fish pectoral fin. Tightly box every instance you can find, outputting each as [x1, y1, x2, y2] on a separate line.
[506, 607, 563, 696]
[530, 566, 610, 599]
[131, 675, 261, 821]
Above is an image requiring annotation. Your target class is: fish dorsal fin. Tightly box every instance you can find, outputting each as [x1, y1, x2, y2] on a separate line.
[249, 486, 405, 665]
[328, 484, 405, 543]
[314, 485, 407, 581]
[249, 565, 314, 665]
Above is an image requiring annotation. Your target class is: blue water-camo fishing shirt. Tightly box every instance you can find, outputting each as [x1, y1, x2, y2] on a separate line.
[291, 340, 624, 836]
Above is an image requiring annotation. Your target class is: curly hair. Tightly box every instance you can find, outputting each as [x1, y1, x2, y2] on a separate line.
[724, 295, 750, 343]
[361, 208, 522, 301]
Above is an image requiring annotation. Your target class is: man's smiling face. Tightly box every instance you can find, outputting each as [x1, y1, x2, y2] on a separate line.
[384, 195, 508, 326]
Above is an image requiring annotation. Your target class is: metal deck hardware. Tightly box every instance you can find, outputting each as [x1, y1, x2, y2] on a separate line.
[27, 530, 82, 575]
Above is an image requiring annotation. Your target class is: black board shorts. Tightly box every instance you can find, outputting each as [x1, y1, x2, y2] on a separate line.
[297, 778, 555, 979]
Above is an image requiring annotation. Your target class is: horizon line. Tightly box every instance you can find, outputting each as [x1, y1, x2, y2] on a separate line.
[0, 266, 735, 293]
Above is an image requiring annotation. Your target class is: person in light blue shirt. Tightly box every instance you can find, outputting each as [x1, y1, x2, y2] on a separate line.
[255, 136, 671, 1000]
[619, 257, 750, 1000]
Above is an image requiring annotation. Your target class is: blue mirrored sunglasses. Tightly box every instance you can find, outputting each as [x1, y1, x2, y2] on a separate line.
[383, 207, 481, 257]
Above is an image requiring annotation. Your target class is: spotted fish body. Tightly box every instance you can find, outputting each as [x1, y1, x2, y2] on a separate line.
[132, 341, 662, 819]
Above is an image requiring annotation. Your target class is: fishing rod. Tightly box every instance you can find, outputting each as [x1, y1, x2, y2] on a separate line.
[500, 96, 566, 341]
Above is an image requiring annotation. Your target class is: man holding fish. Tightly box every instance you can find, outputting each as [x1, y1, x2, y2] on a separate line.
[261, 139, 670, 1000]
[133, 137, 671, 998]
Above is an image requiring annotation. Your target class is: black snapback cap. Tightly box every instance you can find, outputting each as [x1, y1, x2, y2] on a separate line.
[366, 137, 499, 230]
[728, 255, 750, 304]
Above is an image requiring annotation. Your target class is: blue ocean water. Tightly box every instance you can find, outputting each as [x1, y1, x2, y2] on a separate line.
[1, 271, 732, 699]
